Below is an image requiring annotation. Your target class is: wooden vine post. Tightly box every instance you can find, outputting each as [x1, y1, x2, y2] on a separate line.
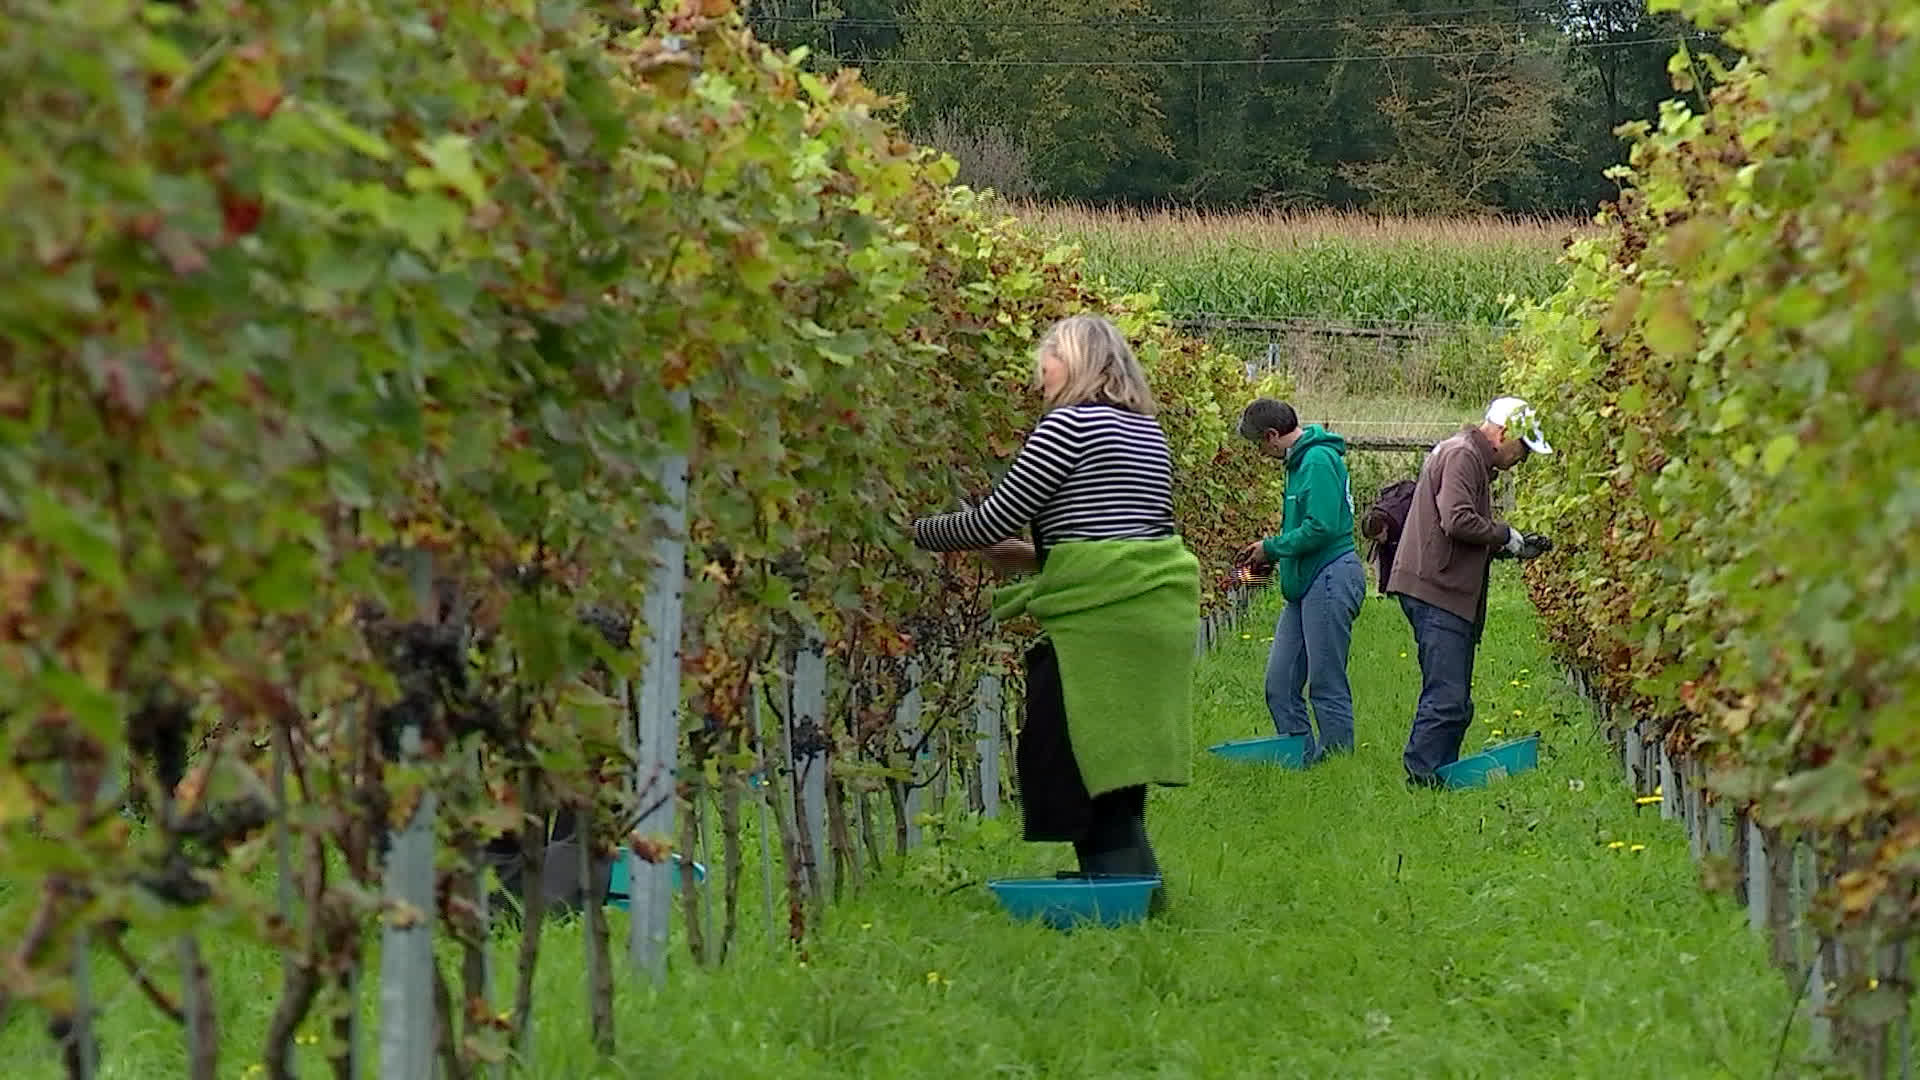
[378, 551, 440, 1080]
[790, 632, 832, 904]
[628, 392, 693, 984]
[972, 673, 1002, 819]
[894, 658, 926, 852]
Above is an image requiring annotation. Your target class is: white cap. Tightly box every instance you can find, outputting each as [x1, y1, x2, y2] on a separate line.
[1486, 396, 1553, 455]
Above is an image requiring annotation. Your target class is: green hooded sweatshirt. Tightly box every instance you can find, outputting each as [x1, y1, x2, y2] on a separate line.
[1258, 425, 1357, 602]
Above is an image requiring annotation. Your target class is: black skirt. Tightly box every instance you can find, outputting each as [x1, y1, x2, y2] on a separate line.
[1015, 637, 1097, 842]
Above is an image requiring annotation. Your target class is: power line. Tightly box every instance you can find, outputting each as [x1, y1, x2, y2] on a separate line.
[752, 3, 1582, 30]
[1170, 311, 1506, 330]
[790, 18, 1610, 38]
[846, 35, 1704, 68]
[751, 5, 1689, 34]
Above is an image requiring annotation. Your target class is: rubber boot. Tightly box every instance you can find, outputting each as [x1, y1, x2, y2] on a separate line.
[1068, 830, 1167, 915]
[1125, 815, 1169, 917]
[1075, 845, 1137, 878]
[1056, 839, 1096, 879]
[1065, 801, 1136, 879]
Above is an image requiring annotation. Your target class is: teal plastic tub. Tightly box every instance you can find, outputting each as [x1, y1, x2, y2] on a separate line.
[1206, 734, 1308, 768]
[605, 854, 706, 910]
[1485, 734, 1540, 774]
[1438, 735, 1541, 789]
[1437, 752, 1508, 789]
[985, 875, 1161, 930]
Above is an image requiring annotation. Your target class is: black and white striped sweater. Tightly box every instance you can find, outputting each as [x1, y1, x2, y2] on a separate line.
[914, 403, 1176, 551]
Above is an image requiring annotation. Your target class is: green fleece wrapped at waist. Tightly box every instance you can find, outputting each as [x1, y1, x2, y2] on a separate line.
[994, 537, 1201, 796]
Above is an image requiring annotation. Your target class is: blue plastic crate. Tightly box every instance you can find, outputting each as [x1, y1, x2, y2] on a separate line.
[606, 854, 706, 910]
[1205, 734, 1308, 768]
[985, 875, 1161, 930]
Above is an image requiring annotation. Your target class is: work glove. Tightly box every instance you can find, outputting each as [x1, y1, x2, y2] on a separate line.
[1494, 528, 1553, 561]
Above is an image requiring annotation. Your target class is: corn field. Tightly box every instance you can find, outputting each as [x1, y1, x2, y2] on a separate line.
[1011, 202, 1580, 324]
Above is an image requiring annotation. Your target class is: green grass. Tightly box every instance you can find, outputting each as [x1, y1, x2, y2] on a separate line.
[8, 578, 1814, 1079]
[1013, 203, 1577, 323]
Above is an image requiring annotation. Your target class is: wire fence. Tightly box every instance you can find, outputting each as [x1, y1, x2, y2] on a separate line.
[1169, 311, 1506, 335]
[1173, 312, 1512, 443]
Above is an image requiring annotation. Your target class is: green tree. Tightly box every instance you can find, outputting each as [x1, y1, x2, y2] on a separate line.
[1139, 0, 1374, 207]
[869, 0, 1172, 198]
[755, 0, 1734, 216]
[1540, 0, 1723, 211]
[1339, 20, 1577, 213]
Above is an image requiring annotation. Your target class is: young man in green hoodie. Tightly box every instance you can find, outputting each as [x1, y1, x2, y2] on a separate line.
[1235, 399, 1365, 765]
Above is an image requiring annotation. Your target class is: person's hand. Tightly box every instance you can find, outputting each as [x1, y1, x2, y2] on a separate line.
[1516, 532, 1553, 560]
[982, 538, 1036, 576]
[1502, 526, 1525, 555]
[1234, 540, 1274, 569]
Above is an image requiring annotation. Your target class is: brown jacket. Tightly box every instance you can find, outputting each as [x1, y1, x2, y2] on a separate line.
[1386, 425, 1511, 628]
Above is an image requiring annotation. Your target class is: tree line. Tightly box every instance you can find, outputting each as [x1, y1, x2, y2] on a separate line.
[746, 1, 1731, 215]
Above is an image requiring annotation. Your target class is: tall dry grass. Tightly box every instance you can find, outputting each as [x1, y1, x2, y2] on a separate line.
[1010, 201, 1587, 254]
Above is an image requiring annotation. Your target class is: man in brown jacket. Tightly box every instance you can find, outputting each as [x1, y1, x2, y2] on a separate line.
[1387, 396, 1553, 786]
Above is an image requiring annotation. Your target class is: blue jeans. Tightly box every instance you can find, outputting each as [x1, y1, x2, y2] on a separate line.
[1263, 552, 1364, 763]
[1398, 594, 1479, 783]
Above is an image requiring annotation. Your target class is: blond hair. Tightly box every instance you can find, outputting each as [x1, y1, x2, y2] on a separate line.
[1035, 315, 1157, 415]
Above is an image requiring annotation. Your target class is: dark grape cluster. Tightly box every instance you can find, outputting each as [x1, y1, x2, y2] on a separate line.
[578, 606, 634, 652]
[173, 796, 275, 846]
[135, 851, 213, 908]
[366, 620, 467, 759]
[789, 718, 830, 760]
[769, 551, 809, 585]
[363, 619, 511, 759]
[125, 692, 193, 792]
[134, 796, 274, 908]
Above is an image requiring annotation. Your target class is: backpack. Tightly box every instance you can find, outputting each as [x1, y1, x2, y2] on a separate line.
[1360, 479, 1417, 595]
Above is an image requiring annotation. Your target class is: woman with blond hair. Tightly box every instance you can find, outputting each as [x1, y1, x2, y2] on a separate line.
[911, 314, 1200, 914]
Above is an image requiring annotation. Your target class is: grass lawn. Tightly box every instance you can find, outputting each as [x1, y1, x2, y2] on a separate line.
[6, 577, 1806, 1079]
